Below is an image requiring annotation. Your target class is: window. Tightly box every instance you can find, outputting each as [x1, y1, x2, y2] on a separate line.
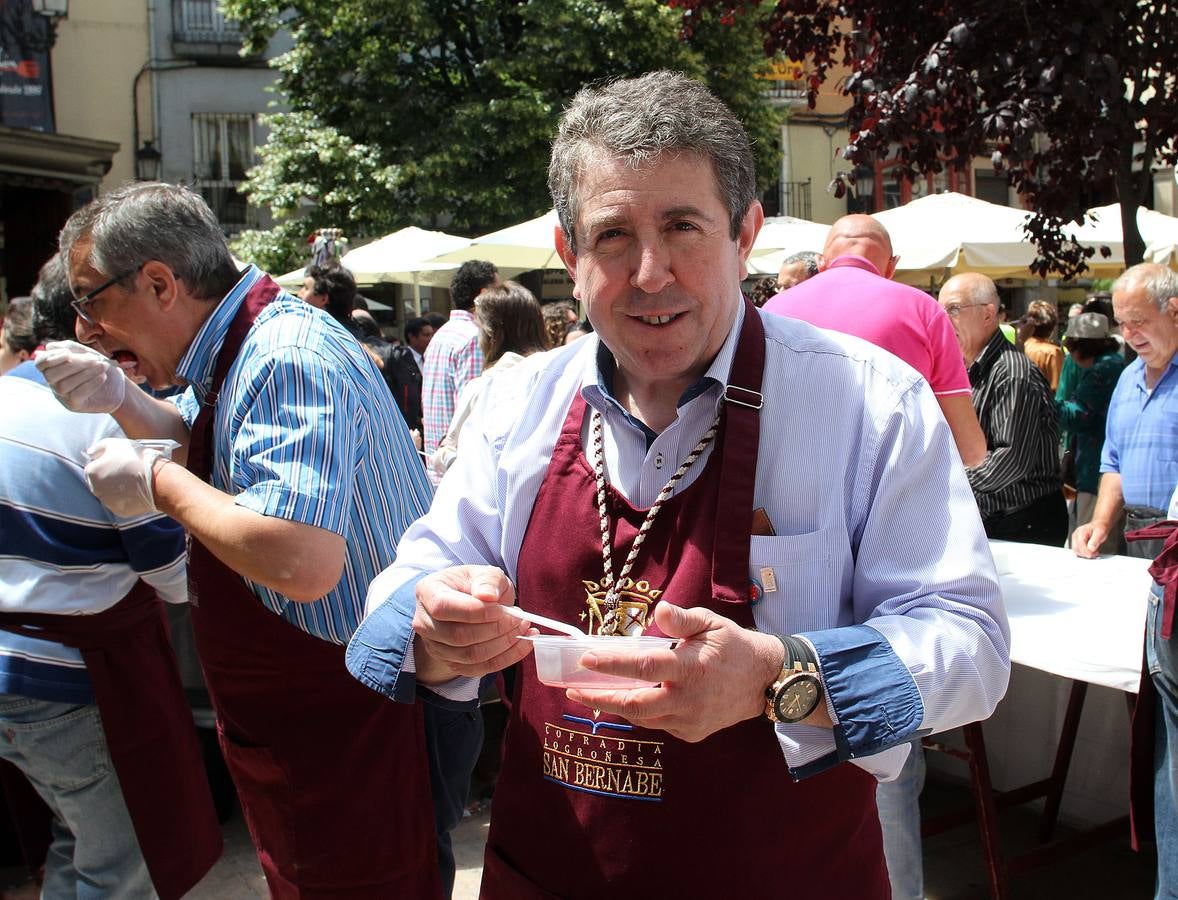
[192, 113, 255, 230]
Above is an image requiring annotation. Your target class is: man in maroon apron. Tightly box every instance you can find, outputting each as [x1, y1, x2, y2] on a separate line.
[36, 183, 442, 899]
[2, 256, 219, 899]
[348, 72, 1010, 898]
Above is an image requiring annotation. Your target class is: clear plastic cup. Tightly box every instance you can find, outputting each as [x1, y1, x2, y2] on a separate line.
[525, 634, 676, 689]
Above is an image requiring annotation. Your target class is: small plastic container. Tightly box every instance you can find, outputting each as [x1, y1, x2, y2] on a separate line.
[526, 634, 676, 689]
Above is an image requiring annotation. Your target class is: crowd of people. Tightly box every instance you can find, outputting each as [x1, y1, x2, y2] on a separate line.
[0, 68, 1174, 900]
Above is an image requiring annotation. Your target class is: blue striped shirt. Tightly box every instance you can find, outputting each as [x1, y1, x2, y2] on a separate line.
[353, 301, 1009, 781]
[0, 364, 188, 703]
[1100, 353, 1178, 510]
[172, 266, 433, 643]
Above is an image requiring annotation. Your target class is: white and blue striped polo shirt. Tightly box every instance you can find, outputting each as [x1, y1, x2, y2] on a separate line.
[171, 266, 433, 644]
[0, 363, 189, 703]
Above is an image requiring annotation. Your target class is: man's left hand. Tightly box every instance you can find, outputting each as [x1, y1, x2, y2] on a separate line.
[566, 603, 784, 742]
[84, 438, 163, 518]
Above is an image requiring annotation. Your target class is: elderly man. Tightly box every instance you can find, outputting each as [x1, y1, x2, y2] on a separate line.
[766, 214, 986, 469]
[34, 183, 441, 898]
[939, 273, 1067, 544]
[1071, 264, 1178, 898]
[1073, 263, 1178, 559]
[0, 255, 218, 899]
[347, 71, 1008, 897]
[775, 250, 819, 291]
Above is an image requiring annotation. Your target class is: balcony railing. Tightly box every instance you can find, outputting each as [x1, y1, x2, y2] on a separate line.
[173, 0, 241, 45]
[782, 179, 813, 220]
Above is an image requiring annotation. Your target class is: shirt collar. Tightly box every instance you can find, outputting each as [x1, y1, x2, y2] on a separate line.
[175, 264, 267, 401]
[582, 296, 746, 441]
[1129, 350, 1178, 392]
[968, 328, 1010, 380]
[826, 254, 881, 276]
[450, 308, 476, 324]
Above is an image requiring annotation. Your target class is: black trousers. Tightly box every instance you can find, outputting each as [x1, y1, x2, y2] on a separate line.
[983, 490, 1069, 546]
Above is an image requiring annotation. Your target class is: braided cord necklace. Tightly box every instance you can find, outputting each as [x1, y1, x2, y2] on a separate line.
[590, 406, 722, 635]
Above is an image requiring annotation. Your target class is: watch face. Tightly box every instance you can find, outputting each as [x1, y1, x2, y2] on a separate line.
[774, 674, 821, 723]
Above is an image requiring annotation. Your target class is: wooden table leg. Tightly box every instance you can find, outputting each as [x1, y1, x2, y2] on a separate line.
[962, 722, 1009, 900]
[1038, 680, 1088, 843]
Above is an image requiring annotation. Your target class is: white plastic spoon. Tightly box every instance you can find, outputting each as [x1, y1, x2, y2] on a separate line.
[501, 605, 586, 638]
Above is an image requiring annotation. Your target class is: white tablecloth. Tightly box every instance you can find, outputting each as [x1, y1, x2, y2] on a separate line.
[989, 540, 1154, 693]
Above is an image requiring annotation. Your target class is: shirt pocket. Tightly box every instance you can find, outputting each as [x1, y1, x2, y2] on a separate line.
[748, 529, 842, 632]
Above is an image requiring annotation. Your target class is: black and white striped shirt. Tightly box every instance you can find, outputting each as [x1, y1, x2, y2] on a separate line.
[967, 329, 1062, 518]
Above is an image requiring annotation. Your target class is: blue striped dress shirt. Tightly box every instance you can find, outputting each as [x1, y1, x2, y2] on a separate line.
[352, 301, 1010, 781]
[172, 266, 433, 643]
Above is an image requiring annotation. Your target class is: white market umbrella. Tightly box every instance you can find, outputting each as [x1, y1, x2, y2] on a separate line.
[1068, 203, 1178, 275]
[747, 215, 831, 275]
[428, 210, 565, 273]
[339, 226, 472, 286]
[871, 192, 1039, 285]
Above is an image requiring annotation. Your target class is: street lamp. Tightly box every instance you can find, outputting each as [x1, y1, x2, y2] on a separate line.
[135, 140, 162, 181]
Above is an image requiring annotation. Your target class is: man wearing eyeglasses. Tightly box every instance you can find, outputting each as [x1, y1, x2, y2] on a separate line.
[34, 182, 443, 898]
[939, 272, 1066, 545]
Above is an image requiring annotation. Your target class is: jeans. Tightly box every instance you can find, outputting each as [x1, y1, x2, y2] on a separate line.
[875, 740, 926, 900]
[1146, 584, 1178, 900]
[0, 696, 154, 900]
[424, 703, 484, 900]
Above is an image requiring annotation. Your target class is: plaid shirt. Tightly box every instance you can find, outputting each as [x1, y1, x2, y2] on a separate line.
[422, 310, 484, 476]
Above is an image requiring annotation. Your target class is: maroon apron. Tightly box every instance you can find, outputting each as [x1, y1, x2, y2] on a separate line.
[483, 304, 889, 898]
[0, 581, 221, 899]
[184, 275, 440, 899]
[1125, 521, 1178, 849]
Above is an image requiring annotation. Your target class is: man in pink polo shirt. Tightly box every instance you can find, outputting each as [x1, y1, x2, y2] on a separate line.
[765, 214, 986, 468]
[764, 213, 986, 900]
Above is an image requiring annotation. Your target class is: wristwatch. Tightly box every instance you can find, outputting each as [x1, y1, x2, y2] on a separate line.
[764, 635, 823, 724]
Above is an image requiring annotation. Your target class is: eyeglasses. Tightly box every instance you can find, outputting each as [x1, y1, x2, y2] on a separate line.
[71, 265, 142, 325]
[943, 301, 992, 319]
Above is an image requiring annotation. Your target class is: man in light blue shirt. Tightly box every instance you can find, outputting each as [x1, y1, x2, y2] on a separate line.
[348, 71, 1009, 894]
[1075, 263, 1178, 559]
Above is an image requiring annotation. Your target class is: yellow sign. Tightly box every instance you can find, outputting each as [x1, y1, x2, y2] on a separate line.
[757, 59, 806, 82]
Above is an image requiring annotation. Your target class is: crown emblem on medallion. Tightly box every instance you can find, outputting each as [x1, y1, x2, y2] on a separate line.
[580, 578, 663, 636]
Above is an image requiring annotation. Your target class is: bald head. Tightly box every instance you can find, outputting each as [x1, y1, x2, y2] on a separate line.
[822, 214, 896, 276]
[939, 273, 1000, 365]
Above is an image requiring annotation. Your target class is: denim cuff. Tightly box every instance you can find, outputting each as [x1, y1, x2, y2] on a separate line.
[344, 573, 426, 704]
[801, 623, 924, 760]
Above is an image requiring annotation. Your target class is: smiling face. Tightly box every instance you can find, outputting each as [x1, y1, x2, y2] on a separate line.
[68, 237, 193, 389]
[1112, 282, 1178, 381]
[555, 152, 760, 405]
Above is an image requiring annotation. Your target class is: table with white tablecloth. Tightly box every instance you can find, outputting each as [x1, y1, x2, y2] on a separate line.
[921, 540, 1153, 899]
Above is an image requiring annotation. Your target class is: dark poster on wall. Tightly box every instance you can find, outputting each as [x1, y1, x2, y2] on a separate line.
[0, 0, 54, 132]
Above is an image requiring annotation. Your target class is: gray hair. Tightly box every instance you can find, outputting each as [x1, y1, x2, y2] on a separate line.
[1112, 262, 1178, 312]
[783, 251, 820, 277]
[59, 182, 239, 301]
[548, 71, 756, 255]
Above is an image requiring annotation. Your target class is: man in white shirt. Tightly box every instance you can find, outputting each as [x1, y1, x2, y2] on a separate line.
[348, 70, 1009, 897]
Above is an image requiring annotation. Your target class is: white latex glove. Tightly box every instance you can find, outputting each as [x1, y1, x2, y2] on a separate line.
[34, 340, 130, 413]
[84, 438, 163, 518]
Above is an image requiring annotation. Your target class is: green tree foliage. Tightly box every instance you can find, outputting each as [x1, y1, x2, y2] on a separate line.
[223, 0, 782, 272]
[672, 0, 1178, 278]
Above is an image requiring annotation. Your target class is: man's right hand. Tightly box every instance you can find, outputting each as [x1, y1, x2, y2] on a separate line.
[34, 340, 129, 414]
[412, 565, 533, 683]
[1071, 521, 1108, 558]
